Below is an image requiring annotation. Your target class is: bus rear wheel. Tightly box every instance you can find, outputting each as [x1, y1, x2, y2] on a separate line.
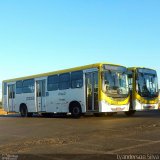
[125, 110, 136, 116]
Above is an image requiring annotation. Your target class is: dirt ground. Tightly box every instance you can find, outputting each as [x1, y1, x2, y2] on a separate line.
[0, 111, 160, 160]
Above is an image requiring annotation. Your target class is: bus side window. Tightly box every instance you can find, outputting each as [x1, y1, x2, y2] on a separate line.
[16, 81, 23, 94]
[23, 79, 35, 93]
[71, 71, 83, 88]
[59, 73, 70, 90]
[47, 75, 59, 91]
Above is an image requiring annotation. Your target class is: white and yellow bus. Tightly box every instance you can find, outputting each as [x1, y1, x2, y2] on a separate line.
[2, 63, 130, 118]
[127, 67, 159, 116]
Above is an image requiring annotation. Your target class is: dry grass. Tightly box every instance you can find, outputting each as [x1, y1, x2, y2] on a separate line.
[0, 108, 7, 115]
[0, 102, 5, 114]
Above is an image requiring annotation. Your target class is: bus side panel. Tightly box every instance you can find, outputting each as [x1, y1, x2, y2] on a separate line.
[2, 82, 7, 112]
[14, 93, 36, 113]
[2, 95, 8, 112]
[46, 90, 59, 113]
[46, 87, 86, 113]
[14, 94, 23, 112]
[25, 93, 36, 113]
[14, 94, 23, 113]
[61, 88, 85, 113]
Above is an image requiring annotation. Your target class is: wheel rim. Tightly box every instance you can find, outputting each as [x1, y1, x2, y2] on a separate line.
[73, 107, 80, 115]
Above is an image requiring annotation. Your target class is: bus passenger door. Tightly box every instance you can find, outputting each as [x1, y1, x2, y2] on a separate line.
[36, 80, 46, 112]
[85, 72, 98, 112]
[8, 84, 15, 112]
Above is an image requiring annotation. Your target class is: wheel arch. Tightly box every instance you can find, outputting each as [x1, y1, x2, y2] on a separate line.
[69, 101, 82, 113]
[19, 103, 27, 112]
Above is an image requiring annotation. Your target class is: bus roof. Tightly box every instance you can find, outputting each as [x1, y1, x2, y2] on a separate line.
[128, 67, 156, 71]
[3, 62, 125, 83]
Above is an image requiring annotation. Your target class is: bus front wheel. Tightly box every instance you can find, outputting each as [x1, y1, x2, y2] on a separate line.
[70, 105, 82, 118]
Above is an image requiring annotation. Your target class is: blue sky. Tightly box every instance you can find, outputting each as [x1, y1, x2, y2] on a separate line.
[0, 0, 160, 98]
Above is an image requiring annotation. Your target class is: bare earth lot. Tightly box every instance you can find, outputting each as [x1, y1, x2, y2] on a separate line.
[0, 109, 7, 115]
[0, 111, 160, 160]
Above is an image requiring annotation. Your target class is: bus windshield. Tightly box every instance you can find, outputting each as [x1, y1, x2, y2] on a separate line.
[102, 67, 129, 98]
[137, 69, 158, 98]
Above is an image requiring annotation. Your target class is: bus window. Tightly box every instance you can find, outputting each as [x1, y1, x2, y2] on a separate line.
[59, 73, 70, 90]
[71, 71, 83, 88]
[47, 75, 59, 91]
[16, 81, 23, 94]
[23, 79, 34, 93]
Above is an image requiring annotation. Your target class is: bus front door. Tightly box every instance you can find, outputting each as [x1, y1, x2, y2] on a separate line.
[85, 72, 98, 112]
[8, 84, 15, 112]
[36, 80, 46, 112]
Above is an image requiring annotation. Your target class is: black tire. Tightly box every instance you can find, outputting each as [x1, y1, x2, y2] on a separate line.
[20, 105, 28, 117]
[70, 105, 82, 118]
[125, 110, 136, 116]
